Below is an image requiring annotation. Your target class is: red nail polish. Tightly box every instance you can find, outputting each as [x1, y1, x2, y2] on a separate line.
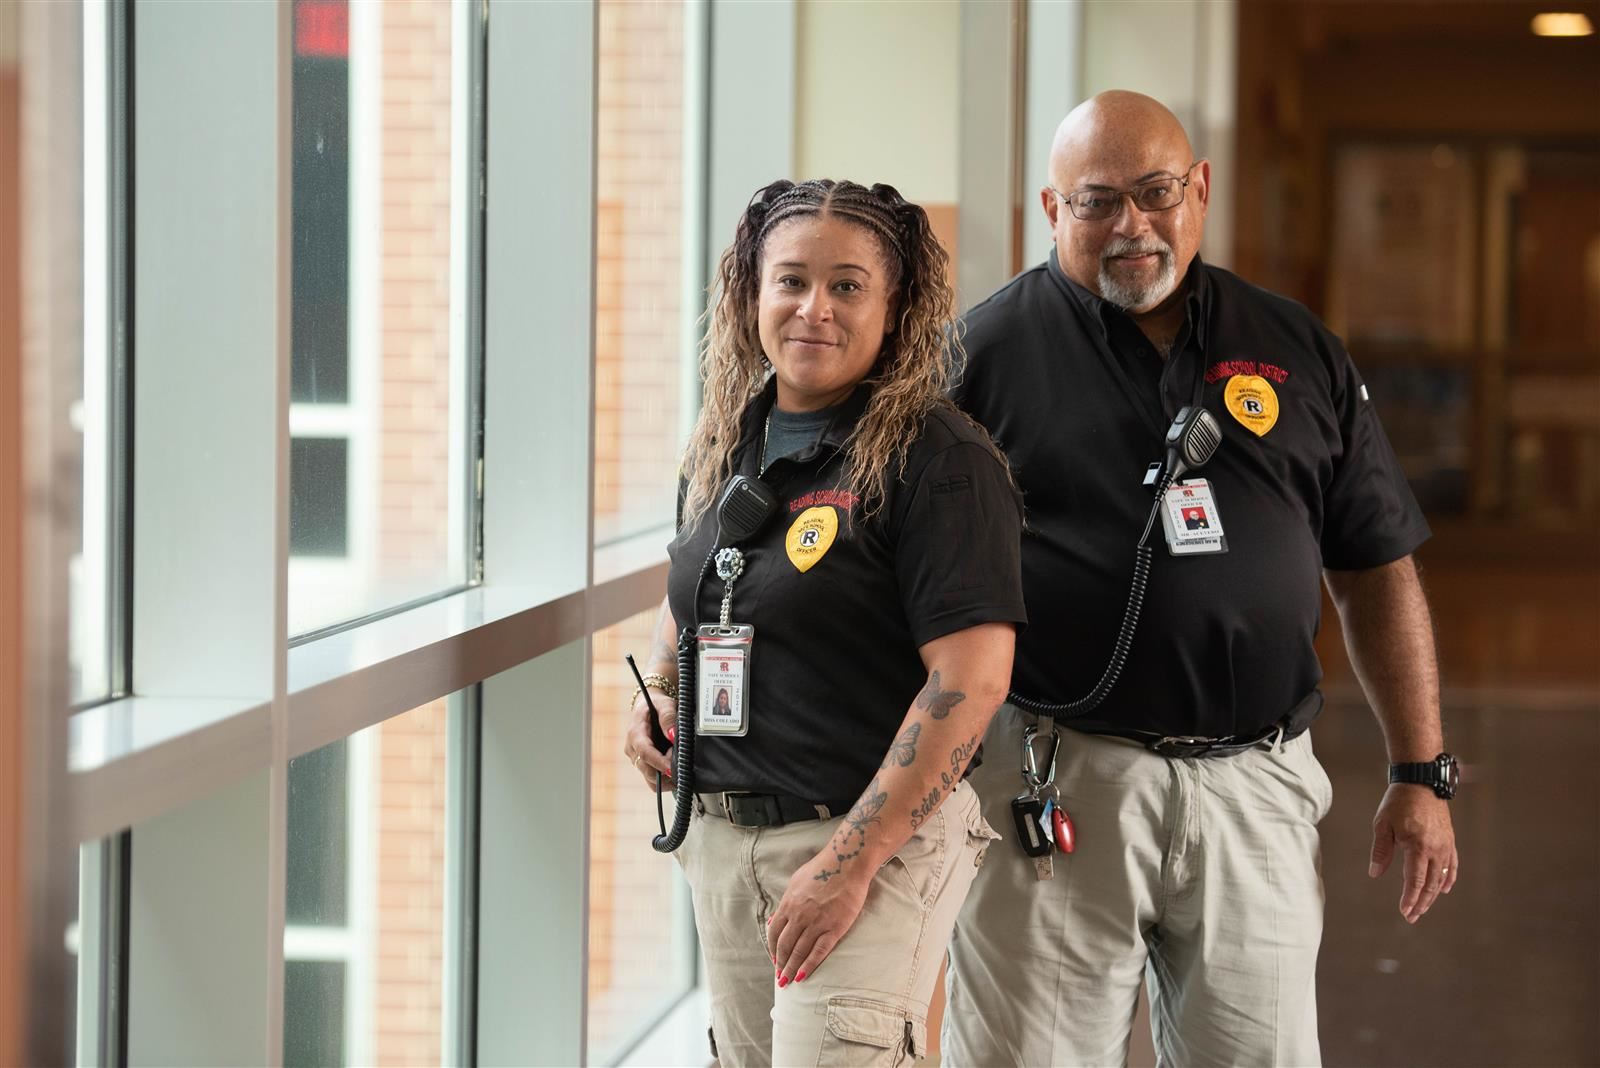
[778, 974, 790, 988]
[796, 971, 807, 983]
[667, 727, 676, 744]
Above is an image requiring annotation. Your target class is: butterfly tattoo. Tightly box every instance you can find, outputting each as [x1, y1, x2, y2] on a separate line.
[916, 671, 967, 720]
[881, 722, 921, 768]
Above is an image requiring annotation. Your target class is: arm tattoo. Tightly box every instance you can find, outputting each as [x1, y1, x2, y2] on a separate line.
[915, 670, 967, 720]
[815, 776, 888, 882]
[880, 722, 921, 768]
[909, 735, 981, 830]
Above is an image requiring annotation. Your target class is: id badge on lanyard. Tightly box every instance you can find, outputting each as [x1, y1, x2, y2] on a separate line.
[696, 624, 753, 736]
[1159, 478, 1228, 555]
[697, 547, 755, 736]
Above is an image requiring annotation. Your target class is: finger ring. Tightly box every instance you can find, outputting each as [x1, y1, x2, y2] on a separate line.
[628, 752, 640, 768]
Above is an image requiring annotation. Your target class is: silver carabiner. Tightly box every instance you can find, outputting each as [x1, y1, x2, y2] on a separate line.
[1022, 721, 1061, 792]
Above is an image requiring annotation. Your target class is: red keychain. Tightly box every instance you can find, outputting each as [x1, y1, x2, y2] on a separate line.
[1052, 804, 1075, 854]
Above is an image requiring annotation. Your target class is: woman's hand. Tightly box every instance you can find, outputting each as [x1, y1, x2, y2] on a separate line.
[765, 849, 874, 986]
[623, 690, 677, 790]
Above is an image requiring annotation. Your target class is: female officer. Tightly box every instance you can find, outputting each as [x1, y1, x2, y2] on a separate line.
[623, 179, 1025, 1067]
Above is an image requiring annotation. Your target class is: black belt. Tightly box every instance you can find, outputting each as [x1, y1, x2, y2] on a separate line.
[1070, 719, 1304, 759]
[1059, 690, 1323, 760]
[698, 791, 855, 827]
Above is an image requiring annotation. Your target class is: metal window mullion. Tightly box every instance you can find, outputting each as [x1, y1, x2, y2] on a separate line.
[108, 0, 133, 702]
[123, 0, 287, 1061]
[464, 0, 489, 587]
[579, 0, 600, 1060]
[266, 0, 292, 1062]
[444, 687, 482, 1068]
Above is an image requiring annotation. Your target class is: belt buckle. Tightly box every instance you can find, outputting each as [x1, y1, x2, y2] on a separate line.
[721, 791, 781, 827]
[1153, 735, 1215, 759]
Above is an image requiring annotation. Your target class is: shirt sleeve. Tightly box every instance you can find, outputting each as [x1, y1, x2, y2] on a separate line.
[1319, 338, 1432, 570]
[894, 440, 1028, 647]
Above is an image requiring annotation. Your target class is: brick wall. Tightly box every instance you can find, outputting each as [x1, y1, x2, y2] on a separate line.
[373, 701, 448, 1066]
[370, 0, 453, 1061]
[377, 0, 452, 578]
[594, 0, 685, 546]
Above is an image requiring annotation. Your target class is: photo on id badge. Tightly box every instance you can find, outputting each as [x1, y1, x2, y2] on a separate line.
[698, 651, 748, 735]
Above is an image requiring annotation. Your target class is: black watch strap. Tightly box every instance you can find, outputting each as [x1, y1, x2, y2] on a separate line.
[1388, 752, 1459, 800]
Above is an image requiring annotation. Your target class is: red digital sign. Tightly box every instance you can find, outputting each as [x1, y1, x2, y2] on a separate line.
[295, 0, 349, 59]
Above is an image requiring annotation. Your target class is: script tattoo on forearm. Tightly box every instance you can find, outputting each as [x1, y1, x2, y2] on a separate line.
[915, 671, 966, 720]
[815, 777, 888, 883]
[908, 735, 982, 830]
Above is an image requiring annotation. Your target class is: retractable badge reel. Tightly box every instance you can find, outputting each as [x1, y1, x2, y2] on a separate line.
[696, 548, 753, 737]
[694, 475, 775, 739]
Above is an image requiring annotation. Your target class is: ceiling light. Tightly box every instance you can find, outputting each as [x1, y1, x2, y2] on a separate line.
[1531, 12, 1595, 36]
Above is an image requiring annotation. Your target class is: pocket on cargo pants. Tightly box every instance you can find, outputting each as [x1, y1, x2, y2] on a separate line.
[816, 996, 927, 1067]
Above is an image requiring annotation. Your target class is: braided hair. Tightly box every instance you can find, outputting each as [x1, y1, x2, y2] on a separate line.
[682, 178, 989, 526]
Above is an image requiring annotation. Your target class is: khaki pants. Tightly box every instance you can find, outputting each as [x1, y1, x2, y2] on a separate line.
[944, 705, 1332, 1068]
[677, 781, 999, 1067]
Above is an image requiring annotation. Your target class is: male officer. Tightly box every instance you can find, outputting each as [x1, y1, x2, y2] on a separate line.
[943, 90, 1460, 1066]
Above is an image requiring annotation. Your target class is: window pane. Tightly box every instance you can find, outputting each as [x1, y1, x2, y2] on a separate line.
[588, 608, 696, 1064]
[284, 961, 347, 1068]
[287, 737, 349, 926]
[290, 437, 350, 558]
[594, 0, 690, 546]
[288, 0, 475, 635]
[285, 697, 460, 1066]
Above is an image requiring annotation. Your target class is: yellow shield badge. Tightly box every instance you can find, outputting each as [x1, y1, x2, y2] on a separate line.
[1224, 374, 1280, 437]
[785, 506, 839, 573]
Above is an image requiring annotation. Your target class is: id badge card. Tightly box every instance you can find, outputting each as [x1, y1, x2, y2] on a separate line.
[1160, 478, 1228, 556]
[696, 624, 753, 736]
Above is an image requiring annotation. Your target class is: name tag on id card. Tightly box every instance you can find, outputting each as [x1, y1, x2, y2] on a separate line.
[1160, 479, 1228, 556]
[696, 624, 753, 736]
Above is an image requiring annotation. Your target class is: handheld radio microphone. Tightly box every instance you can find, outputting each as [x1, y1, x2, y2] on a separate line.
[713, 475, 777, 547]
[1162, 406, 1223, 484]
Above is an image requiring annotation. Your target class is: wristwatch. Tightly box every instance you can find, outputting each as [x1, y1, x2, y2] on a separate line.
[1388, 752, 1460, 800]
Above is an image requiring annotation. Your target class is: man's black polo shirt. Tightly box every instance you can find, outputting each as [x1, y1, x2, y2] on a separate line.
[666, 380, 1027, 801]
[954, 251, 1429, 739]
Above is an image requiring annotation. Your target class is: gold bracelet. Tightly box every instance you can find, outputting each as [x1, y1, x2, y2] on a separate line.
[631, 673, 677, 711]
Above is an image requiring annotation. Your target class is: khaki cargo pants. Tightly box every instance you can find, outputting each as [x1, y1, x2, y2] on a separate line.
[676, 781, 999, 1067]
[943, 705, 1332, 1067]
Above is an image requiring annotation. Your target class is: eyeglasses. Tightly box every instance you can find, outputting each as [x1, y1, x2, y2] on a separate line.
[1053, 162, 1200, 221]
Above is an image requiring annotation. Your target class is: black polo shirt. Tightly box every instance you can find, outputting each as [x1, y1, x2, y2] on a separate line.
[666, 380, 1027, 800]
[954, 251, 1429, 739]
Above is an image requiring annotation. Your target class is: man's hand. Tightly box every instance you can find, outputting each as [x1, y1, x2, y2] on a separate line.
[765, 850, 874, 986]
[623, 690, 676, 790]
[1369, 783, 1458, 923]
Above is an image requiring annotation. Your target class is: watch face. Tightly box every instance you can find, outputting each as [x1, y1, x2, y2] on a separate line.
[1439, 753, 1460, 798]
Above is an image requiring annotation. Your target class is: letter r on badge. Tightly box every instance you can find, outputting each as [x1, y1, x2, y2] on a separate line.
[800, 529, 819, 548]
